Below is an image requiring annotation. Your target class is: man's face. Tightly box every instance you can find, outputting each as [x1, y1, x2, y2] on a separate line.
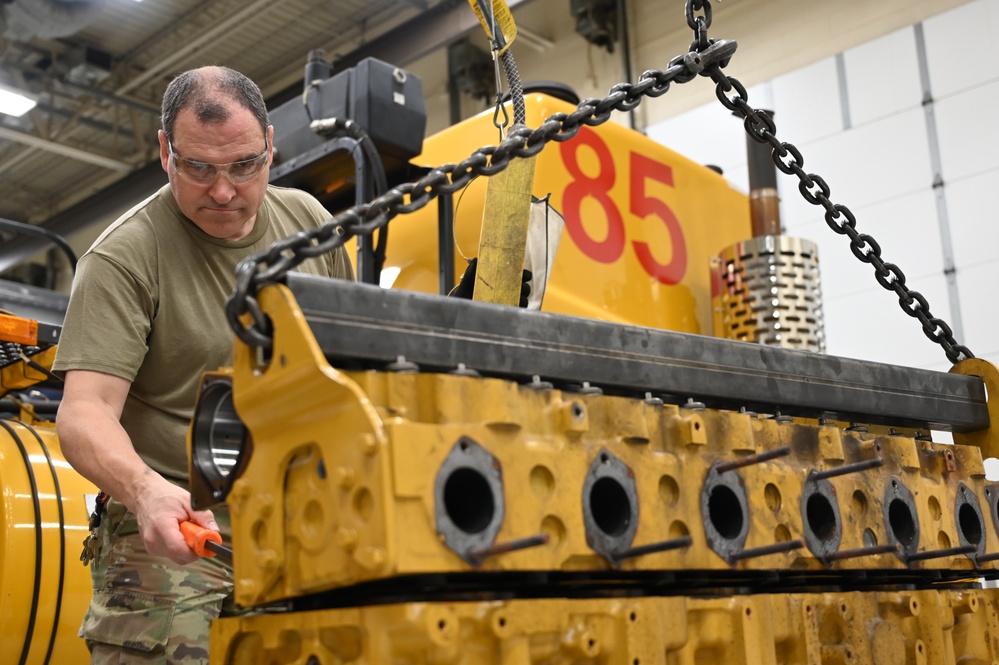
[158, 105, 274, 241]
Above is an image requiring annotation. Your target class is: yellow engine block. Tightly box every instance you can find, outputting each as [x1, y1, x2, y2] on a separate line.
[220, 355, 998, 606]
[211, 591, 999, 665]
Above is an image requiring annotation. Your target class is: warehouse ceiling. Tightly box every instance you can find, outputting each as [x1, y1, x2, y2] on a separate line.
[0, 0, 473, 232]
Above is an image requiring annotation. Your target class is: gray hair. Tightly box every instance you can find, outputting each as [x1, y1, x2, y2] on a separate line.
[161, 66, 268, 141]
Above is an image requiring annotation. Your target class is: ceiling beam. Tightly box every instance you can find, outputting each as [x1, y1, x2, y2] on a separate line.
[332, 0, 538, 73]
[115, 0, 291, 96]
[0, 126, 133, 171]
[5, 60, 162, 115]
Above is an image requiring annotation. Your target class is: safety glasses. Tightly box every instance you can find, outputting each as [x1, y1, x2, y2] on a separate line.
[168, 139, 269, 184]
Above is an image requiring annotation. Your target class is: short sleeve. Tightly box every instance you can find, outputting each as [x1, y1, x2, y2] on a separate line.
[52, 251, 157, 382]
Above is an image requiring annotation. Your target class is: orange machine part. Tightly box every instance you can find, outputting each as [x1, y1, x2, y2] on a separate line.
[0, 313, 38, 346]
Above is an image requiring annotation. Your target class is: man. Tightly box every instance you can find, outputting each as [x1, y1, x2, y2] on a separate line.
[54, 65, 353, 663]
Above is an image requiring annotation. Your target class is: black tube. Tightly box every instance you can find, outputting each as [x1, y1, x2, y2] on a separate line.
[20, 420, 66, 665]
[1, 397, 60, 417]
[746, 110, 778, 191]
[0, 217, 77, 272]
[500, 51, 526, 126]
[0, 420, 43, 665]
[616, 0, 635, 129]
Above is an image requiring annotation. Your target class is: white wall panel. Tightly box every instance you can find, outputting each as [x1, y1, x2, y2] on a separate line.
[957, 261, 999, 360]
[639, 1, 988, 372]
[646, 82, 778, 195]
[777, 107, 933, 230]
[923, 0, 999, 98]
[800, 188, 944, 298]
[947, 169, 999, 269]
[934, 79, 999, 181]
[843, 26, 923, 126]
[769, 57, 843, 146]
[645, 101, 747, 181]
[823, 272, 951, 367]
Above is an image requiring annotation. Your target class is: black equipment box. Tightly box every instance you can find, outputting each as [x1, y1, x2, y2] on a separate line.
[269, 57, 426, 200]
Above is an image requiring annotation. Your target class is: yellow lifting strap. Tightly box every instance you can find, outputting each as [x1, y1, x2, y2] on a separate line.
[472, 148, 537, 307]
[468, 0, 517, 54]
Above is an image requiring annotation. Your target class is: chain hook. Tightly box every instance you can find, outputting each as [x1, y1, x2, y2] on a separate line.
[493, 92, 510, 140]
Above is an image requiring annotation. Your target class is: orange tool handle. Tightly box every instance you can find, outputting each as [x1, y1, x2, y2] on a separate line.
[180, 520, 223, 558]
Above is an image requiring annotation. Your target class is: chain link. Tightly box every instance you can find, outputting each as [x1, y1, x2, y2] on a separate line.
[225, 35, 737, 349]
[227, 0, 972, 366]
[706, 65, 972, 364]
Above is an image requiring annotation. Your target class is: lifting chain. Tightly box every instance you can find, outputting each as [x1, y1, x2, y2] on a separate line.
[689, 2, 971, 364]
[225, 27, 737, 350]
[228, 0, 972, 366]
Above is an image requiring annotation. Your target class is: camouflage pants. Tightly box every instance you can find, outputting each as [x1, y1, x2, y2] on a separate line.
[81, 499, 239, 664]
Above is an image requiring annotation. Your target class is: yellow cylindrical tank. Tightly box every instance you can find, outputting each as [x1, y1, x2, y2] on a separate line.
[1, 412, 94, 664]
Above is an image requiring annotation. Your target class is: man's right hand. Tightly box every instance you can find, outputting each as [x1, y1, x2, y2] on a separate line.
[133, 476, 217, 565]
[59, 369, 218, 566]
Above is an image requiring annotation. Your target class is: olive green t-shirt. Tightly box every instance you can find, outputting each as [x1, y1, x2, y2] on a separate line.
[53, 184, 354, 482]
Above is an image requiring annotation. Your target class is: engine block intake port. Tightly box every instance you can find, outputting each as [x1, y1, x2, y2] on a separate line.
[444, 468, 495, 534]
[807, 493, 836, 541]
[434, 437, 505, 565]
[959, 505, 982, 545]
[590, 477, 631, 537]
[955, 483, 986, 558]
[884, 478, 920, 560]
[701, 464, 750, 562]
[888, 501, 917, 547]
[582, 449, 639, 564]
[801, 477, 842, 559]
[709, 485, 744, 540]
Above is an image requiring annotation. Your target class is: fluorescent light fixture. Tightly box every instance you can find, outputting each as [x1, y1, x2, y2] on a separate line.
[0, 83, 36, 117]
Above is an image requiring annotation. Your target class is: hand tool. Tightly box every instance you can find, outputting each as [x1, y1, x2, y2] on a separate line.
[180, 520, 233, 564]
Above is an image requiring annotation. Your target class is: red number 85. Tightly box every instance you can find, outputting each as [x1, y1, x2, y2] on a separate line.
[559, 127, 687, 285]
